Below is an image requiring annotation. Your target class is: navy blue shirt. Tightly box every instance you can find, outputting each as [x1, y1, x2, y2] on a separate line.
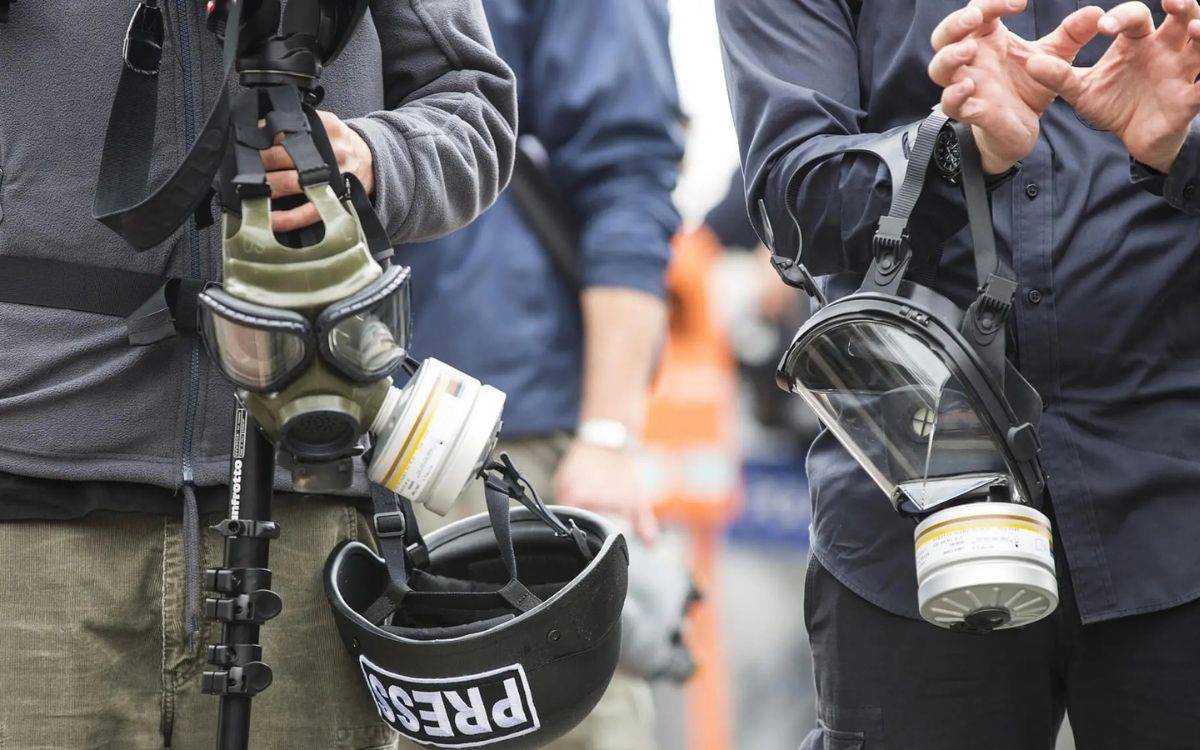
[718, 0, 1200, 625]
[396, 0, 684, 437]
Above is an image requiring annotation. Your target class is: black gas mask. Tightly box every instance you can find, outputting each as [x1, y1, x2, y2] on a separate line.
[774, 112, 1055, 633]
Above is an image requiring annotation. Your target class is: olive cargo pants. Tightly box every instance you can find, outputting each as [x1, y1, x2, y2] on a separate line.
[0, 495, 398, 750]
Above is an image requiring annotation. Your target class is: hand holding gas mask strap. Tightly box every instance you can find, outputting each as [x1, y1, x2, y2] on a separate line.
[774, 111, 1056, 633]
[93, 0, 508, 500]
[91, 2, 517, 745]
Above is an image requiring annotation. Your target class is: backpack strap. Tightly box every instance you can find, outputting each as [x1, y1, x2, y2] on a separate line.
[0, 256, 207, 345]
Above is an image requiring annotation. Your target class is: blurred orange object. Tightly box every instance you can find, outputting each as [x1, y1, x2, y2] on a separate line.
[644, 225, 742, 527]
[644, 224, 741, 749]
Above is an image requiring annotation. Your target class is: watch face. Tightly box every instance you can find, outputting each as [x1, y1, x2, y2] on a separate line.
[935, 129, 961, 183]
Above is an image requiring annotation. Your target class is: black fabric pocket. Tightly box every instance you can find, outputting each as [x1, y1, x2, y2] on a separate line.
[803, 553, 822, 633]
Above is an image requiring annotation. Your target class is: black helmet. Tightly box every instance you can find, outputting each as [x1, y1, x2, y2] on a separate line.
[324, 462, 628, 749]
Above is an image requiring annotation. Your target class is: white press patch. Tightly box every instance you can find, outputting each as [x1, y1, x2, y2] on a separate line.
[359, 655, 541, 748]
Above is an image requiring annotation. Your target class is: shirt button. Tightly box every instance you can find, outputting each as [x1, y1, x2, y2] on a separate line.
[1185, 181, 1198, 200]
[1024, 183, 1041, 200]
[1026, 289, 1043, 305]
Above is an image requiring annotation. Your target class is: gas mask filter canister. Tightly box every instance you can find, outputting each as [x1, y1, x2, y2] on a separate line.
[367, 358, 506, 516]
[776, 111, 1055, 633]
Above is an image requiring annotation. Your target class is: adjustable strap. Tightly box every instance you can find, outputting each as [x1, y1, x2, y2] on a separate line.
[0, 0, 13, 23]
[93, 0, 246, 250]
[362, 452, 593, 625]
[362, 481, 427, 625]
[347, 174, 395, 262]
[483, 484, 541, 613]
[483, 453, 594, 561]
[956, 123, 1018, 335]
[0, 256, 206, 345]
[861, 110, 950, 294]
[769, 119, 923, 300]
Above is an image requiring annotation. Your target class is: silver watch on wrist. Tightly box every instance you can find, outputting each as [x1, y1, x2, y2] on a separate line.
[576, 418, 635, 451]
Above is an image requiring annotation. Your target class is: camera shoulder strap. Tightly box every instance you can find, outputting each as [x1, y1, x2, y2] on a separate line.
[93, 0, 246, 250]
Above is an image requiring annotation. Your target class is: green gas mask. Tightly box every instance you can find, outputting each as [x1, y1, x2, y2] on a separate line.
[199, 184, 506, 498]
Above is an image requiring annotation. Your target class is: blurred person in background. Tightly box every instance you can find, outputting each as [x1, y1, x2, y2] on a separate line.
[718, 0, 1200, 748]
[395, 0, 685, 748]
[700, 170, 821, 749]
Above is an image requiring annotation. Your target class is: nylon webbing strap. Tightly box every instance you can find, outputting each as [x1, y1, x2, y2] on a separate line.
[954, 122, 1018, 377]
[875, 110, 950, 243]
[0, 256, 205, 344]
[484, 484, 541, 613]
[954, 123, 1013, 293]
[859, 110, 950, 294]
[363, 482, 422, 625]
[93, 0, 245, 250]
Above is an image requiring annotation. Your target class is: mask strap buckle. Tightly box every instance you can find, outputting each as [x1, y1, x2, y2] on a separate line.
[860, 109, 950, 296]
[954, 122, 1019, 378]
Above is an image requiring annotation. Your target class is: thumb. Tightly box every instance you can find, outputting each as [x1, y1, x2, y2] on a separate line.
[1027, 54, 1086, 103]
[635, 505, 660, 544]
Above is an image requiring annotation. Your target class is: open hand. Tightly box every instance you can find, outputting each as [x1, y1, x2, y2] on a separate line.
[929, 0, 1105, 174]
[260, 111, 375, 232]
[1027, 0, 1200, 173]
[553, 441, 659, 543]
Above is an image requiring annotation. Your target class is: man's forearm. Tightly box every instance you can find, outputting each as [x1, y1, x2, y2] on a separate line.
[577, 287, 667, 435]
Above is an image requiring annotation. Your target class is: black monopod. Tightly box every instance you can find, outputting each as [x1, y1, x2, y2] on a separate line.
[201, 404, 281, 750]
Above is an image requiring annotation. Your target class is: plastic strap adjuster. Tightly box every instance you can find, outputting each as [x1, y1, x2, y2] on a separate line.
[873, 215, 909, 253]
[123, 1, 164, 76]
[373, 511, 407, 539]
[976, 273, 1018, 332]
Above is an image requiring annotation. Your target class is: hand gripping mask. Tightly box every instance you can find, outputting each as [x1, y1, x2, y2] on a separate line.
[774, 111, 1055, 633]
[196, 80, 504, 499]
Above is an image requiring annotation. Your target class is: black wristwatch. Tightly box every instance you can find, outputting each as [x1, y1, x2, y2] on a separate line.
[934, 126, 963, 185]
[935, 125, 1020, 186]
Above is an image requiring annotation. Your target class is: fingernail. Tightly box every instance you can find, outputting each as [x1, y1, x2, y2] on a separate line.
[1008, 0, 1022, 9]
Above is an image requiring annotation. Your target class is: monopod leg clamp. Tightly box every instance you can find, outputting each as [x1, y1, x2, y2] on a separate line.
[202, 403, 281, 750]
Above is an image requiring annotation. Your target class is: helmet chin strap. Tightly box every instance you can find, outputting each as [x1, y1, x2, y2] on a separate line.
[482, 453, 594, 562]
[362, 452, 594, 627]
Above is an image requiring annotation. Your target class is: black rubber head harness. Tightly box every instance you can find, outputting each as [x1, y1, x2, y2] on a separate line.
[774, 111, 1046, 517]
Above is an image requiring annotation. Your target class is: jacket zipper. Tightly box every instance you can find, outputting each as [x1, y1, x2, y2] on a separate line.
[175, 0, 201, 493]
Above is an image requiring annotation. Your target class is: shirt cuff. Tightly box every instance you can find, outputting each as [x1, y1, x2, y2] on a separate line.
[583, 256, 668, 298]
[1134, 116, 1200, 215]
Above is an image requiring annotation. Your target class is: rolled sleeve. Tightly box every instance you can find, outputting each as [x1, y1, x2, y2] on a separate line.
[1143, 117, 1200, 216]
[525, 0, 684, 299]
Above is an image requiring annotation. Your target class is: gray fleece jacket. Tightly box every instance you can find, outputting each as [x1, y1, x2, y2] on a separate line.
[0, 1, 516, 493]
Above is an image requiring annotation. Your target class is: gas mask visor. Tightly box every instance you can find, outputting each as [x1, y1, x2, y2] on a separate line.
[784, 312, 1031, 516]
[199, 264, 413, 392]
[775, 113, 1054, 633]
